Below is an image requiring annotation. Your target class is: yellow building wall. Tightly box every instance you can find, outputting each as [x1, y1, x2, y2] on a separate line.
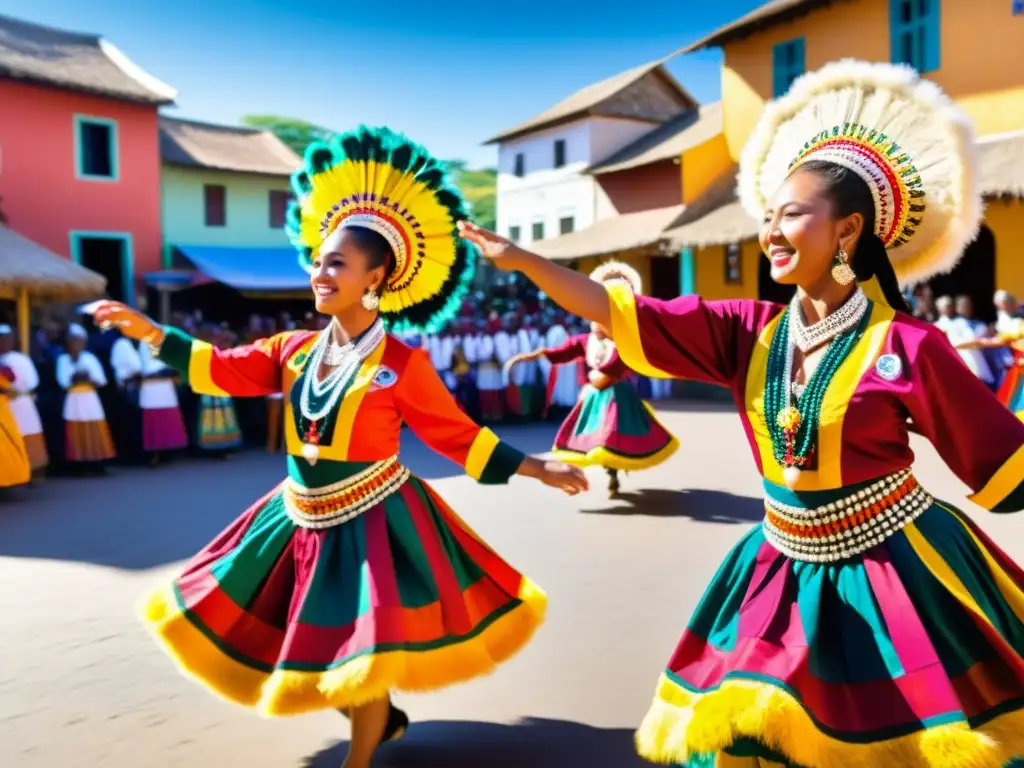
[693, 241, 761, 301]
[988, 199, 1024, 297]
[720, 0, 1024, 159]
[681, 134, 733, 205]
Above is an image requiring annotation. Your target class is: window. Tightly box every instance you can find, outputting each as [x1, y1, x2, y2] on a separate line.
[514, 153, 525, 177]
[1015, 0, 1024, 14]
[75, 116, 118, 180]
[554, 139, 566, 169]
[724, 243, 742, 285]
[531, 221, 545, 241]
[204, 185, 226, 227]
[269, 190, 290, 228]
[772, 38, 806, 98]
[508, 225, 521, 243]
[890, 0, 940, 73]
[559, 216, 575, 235]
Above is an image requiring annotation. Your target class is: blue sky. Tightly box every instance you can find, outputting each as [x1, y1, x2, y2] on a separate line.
[1, 0, 764, 167]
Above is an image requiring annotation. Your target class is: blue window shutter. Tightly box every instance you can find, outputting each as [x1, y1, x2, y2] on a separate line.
[889, 0, 902, 66]
[792, 37, 806, 82]
[772, 38, 806, 98]
[923, 0, 941, 73]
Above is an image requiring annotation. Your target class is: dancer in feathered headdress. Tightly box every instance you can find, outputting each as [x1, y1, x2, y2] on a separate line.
[460, 60, 1024, 767]
[505, 260, 678, 498]
[89, 125, 588, 768]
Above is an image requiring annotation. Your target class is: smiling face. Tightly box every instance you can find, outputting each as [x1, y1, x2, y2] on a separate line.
[758, 167, 863, 288]
[309, 226, 390, 316]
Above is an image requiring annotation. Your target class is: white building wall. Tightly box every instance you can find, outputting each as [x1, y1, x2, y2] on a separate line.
[495, 117, 659, 247]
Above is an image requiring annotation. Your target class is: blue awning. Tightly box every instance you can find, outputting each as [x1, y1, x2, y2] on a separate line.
[174, 245, 310, 291]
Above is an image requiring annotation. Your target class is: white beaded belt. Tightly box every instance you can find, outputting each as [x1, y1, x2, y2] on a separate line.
[762, 469, 933, 563]
[282, 456, 410, 530]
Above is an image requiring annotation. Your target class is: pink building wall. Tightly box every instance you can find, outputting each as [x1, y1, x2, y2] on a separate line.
[0, 79, 163, 303]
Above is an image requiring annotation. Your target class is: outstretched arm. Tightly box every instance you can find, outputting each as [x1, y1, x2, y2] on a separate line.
[459, 222, 610, 328]
[90, 301, 291, 397]
[396, 348, 587, 494]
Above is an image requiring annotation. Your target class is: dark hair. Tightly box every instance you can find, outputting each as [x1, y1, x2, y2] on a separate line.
[343, 225, 396, 294]
[793, 159, 911, 312]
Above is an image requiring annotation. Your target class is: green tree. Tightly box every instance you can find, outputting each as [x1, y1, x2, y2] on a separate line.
[240, 115, 334, 157]
[446, 162, 497, 231]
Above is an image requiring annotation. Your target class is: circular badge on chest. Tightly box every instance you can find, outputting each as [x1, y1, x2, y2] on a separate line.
[875, 353, 903, 381]
[372, 365, 398, 390]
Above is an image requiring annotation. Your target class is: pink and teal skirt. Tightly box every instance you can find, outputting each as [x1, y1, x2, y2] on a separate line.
[997, 360, 1024, 420]
[637, 477, 1024, 767]
[552, 380, 678, 471]
[140, 460, 545, 716]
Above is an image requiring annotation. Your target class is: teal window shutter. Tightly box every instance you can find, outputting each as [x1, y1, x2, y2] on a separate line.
[890, 0, 941, 74]
[772, 38, 806, 98]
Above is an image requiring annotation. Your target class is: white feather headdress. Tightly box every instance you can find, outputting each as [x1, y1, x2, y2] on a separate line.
[738, 59, 982, 285]
[590, 260, 643, 294]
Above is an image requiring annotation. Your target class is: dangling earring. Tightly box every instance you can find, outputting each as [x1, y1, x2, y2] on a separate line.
[831, 248, 855, 286]
[361, 289, 380, 311]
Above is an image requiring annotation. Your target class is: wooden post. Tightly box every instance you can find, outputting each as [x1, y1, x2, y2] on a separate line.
[16, 286, 29, 353]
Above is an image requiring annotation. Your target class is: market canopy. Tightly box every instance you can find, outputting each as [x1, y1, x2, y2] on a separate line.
[0, 224, 107, 300]
[168, 245, 310, 292]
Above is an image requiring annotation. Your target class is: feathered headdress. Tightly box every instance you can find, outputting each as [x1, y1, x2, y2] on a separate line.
[286, 126, 476, 334]
[738, 59, 982, 286]
[590, 260, 643, 294]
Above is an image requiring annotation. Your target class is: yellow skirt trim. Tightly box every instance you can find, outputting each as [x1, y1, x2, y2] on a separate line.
[140, 577, 546, 717]
[636, 674, 1024, 768]
[552, 434, 679, 472]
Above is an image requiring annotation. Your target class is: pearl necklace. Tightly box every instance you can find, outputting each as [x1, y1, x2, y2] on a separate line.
[298, 319, 384, 464]
[788, 288, 868, 353]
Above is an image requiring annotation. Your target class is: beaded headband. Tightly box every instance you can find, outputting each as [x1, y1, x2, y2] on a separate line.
[323, 210, 409, 283]
[739, 59, 982, 285]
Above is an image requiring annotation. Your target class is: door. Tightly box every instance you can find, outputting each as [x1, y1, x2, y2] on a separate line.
[649, 253, 681, 300]
[76, 236, 128, 303]
[924, 225, 996, 324]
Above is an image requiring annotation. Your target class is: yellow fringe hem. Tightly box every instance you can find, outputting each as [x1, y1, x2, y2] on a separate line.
[552, 436, 679, 472]
[635, 675, 1024, 768]
[139, 578, 547, 717]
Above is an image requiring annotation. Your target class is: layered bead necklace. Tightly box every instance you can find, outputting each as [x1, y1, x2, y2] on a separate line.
[298, 318, 385, 465]
[765, 288, 870, 488]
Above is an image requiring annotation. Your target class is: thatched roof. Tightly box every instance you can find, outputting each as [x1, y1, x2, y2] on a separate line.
[0, 225, 107, 300]
[677, 0, 842, 53]
[484, 59, 696, 144]
[160, 116, 301, 176]
[530, 205, 687, 261]
[0, 13, 176, 104]
[979, 130, 1024, 199]
[665, 167, 757, 248]
[588, 102, 723, 175]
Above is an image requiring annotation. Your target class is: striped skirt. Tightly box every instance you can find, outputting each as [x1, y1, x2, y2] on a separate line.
[637, 477, 1024, 768]
[552, 380, 678, 471]
[140, 463, 545, 716]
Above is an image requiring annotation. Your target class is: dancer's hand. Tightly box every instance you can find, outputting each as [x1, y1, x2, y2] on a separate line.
[518, 457, 588, 495]
[457, 221, 530, 271]
[90, 300, 164, 346]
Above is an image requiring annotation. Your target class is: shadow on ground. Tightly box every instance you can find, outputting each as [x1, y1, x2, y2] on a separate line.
[0, 423, 563, 570]
[580, 488, 763, 524]
[301, 717, 647, 768]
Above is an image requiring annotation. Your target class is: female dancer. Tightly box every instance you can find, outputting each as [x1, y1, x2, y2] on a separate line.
[91, 125, 586, 768]
[461, 60, 1024, 767]
[507, 261, 678, 498]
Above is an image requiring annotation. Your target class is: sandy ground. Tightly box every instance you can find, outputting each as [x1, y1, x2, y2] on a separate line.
[0, 401, 1020, 767]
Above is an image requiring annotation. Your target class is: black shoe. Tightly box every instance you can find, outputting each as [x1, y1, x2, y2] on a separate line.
[337, 702, 409, 744]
